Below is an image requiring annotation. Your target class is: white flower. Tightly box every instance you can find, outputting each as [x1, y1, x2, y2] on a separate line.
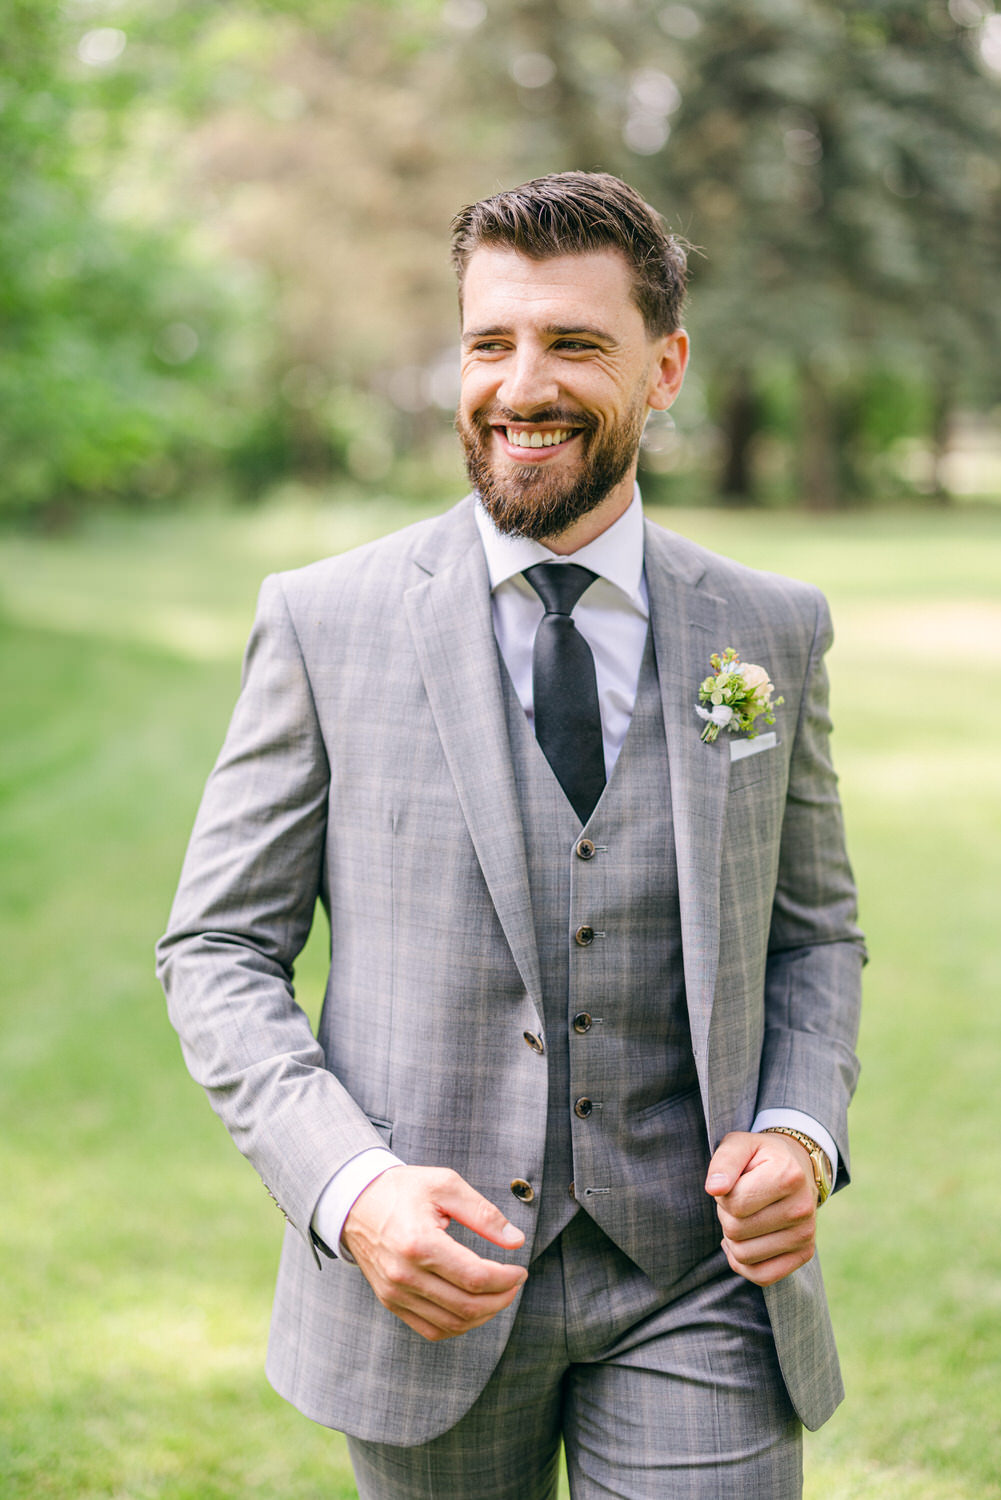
[741, 663, 772, 698]
[696, 704, 734, 727]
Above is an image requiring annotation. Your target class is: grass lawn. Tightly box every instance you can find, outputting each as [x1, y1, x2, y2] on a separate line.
[2, 495, 999, 1498]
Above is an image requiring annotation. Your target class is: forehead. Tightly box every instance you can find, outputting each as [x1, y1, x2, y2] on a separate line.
[460, 246, 645, 336]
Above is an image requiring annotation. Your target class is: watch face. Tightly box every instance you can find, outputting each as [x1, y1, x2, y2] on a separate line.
[816, 1151, 833, 1198]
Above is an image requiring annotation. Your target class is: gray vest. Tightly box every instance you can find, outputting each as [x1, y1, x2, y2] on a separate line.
[501, 633, 719, 1291]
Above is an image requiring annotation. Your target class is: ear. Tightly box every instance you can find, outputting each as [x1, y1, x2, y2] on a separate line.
[646, 330, 689, 412]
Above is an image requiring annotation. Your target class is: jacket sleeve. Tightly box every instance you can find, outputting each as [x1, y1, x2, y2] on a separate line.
[155, 573, 391, 1254]
[756, 590, 866, 1189]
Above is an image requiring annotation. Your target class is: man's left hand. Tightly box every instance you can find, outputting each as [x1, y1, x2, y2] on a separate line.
[705, 1131, 819, 1287]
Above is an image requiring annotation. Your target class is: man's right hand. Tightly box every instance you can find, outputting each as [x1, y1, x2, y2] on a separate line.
[340, 1165, 528, 1342]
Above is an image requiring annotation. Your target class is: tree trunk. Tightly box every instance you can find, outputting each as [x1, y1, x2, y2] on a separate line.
[719, 367, 758, 504]
[798, 362, 840, 510]
[930, 385, 953, 505]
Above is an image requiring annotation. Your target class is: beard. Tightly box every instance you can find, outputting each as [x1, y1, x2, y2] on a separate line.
[456, 397, 647, 542]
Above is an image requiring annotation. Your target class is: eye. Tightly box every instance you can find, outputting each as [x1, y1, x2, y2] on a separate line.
[554, 339, 596, 352]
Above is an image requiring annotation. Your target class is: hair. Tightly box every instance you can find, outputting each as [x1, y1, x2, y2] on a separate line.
[450, 171, 689, 337]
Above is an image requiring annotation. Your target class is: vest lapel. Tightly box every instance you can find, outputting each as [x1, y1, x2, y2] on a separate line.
[404, 509, 543, 1017]
[644, 522, 730, 1100]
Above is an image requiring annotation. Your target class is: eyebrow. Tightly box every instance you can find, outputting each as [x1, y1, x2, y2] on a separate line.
[462, 323, 619, 346]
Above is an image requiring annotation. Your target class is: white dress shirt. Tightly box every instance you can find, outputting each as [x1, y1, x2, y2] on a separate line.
[312, 488, 837, 1256]
[475, 486, 650, 779]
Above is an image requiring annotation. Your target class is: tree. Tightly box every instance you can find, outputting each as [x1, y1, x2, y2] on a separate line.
[0, 1, 272, 518]
[445, 0, 1001, 505]
[6, 0, 999, 514]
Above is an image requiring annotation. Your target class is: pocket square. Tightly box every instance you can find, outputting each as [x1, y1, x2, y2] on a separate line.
[729, 731, 777, 762]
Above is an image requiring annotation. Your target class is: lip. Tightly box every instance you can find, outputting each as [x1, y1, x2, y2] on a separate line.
[490, 426, 584, 463]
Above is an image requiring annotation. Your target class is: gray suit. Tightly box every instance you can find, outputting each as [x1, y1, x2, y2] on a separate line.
[157, 496, 863, 1451]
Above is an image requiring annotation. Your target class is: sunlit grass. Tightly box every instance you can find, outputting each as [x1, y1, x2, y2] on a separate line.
[2, 498, 1000, 1498]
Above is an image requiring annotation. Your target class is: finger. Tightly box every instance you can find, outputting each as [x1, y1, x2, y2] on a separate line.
[383, 1217, 528, 1297]
[431, 1171, 526, 1250]
[722, 1222, 815, 1272]
[721, 1235, 815, 1288]
[377, 1264, 526, 1340]
[720, 1146, 814, 1220]
[716, 1190, 816, 1243]
[369, 1228, 527, 1310]
[409, 1277, 524, 1334]
[392, 1297, 510, 1343]
[343, 1168, 526, 1288]
[392, 1304, 454, 1342]
[705, 1131, 759, 1197]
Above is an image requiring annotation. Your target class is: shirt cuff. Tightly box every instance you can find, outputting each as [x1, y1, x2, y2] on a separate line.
[311, 1147, 405, 1259]
[751, 1109, 839, 1185]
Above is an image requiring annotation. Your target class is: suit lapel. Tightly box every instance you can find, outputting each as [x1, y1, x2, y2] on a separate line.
[402, 505, 732, 1073]
[644, 522, 730, 1083]
[404, 505, 543, 1015]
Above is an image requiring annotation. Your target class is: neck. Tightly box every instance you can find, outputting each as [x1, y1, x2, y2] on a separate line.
[538, 470, 637, 556]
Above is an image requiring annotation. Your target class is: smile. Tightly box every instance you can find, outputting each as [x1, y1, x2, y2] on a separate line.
[505, 427, 577, 448]
[491, 425, 584, 460]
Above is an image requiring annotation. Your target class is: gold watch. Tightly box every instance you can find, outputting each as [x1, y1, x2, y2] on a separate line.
[763, 1127, 833, 1205]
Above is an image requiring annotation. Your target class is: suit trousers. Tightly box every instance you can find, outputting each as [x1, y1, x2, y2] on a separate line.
[346, 1210, 802, 1500]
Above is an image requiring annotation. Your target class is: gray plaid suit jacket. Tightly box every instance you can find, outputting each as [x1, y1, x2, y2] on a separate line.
[157, 495, 864, 1443]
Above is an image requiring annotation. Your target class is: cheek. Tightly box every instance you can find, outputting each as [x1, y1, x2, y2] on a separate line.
[568, 371, 626, 417]
[459, 373, 494, 418]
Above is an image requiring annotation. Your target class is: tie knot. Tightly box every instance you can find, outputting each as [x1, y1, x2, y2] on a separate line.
[524, 563, 598, 617]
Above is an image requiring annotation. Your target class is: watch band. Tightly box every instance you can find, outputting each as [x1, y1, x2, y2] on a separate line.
[762, 1126, 833, 1205]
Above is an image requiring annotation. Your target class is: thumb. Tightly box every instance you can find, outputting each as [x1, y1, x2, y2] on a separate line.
[705, 1131, 758, 1197]
[434, 1173, 525, 1250]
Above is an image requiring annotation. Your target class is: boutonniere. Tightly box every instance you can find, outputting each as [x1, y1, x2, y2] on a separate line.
[696, 648, 784, 744]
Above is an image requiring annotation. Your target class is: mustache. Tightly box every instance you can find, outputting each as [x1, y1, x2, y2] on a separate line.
[468, 404, 597, 432]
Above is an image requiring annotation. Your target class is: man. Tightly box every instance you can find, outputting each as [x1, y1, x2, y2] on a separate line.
[157, 171, 864, 1498]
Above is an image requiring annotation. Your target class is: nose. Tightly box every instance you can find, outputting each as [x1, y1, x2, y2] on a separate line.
[497, 347, 559, 416]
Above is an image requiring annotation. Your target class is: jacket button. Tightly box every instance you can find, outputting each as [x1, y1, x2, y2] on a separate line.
[575, 838, 596, 860]
[572, 1012, 592, 1034]
[510, 1178, 535, 1203]
[523, 1030, 544, 1054]
[575, 924, 595, 946]
[574, 1097, 593, 1119]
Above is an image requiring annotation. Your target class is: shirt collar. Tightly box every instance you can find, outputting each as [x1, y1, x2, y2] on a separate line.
[474, 484, 646, 612]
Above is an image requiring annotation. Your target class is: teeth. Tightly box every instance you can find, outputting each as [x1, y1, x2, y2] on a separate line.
[506, 428, 572, 448]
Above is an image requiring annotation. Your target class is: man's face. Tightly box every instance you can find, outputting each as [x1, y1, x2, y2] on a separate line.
[456, 247, 687, 543]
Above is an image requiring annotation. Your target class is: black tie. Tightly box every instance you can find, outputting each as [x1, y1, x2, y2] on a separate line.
[523, 563, 606, 825]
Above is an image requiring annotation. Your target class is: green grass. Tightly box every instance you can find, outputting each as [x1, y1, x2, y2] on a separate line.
[2, 496, 1000, 1498]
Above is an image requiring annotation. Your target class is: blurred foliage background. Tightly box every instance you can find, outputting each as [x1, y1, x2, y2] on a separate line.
[3, 0, 1000, 523]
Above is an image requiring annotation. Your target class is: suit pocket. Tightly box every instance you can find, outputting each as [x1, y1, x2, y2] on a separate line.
[366, 1114, 394, 1148]
[634, 1082, 702, 1125]
[728, 746, 783, 793]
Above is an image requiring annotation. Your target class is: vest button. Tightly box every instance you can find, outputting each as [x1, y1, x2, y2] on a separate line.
[510, 1178, 535, 1203]
[574, 1097, 593, 1119]
[568, 1181, 576, 1200]
[572, 1012, 592, 1034]
[574, 924, 595, 946]
[575, 838, 596, 860]
[523, 1030, 544, 1054]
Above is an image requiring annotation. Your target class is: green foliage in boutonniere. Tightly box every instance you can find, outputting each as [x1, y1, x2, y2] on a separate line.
[696, 648, 784, 744]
